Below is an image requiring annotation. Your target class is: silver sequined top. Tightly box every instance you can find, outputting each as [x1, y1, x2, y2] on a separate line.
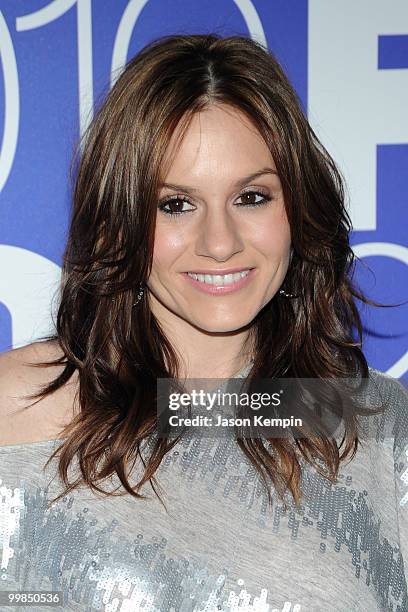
[0, 366, 407, 612]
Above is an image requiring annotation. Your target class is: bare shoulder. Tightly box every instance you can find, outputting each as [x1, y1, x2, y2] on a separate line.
[0, 340, 79, 445]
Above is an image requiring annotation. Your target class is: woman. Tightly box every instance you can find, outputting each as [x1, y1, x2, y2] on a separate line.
[0, 33, 407, 612]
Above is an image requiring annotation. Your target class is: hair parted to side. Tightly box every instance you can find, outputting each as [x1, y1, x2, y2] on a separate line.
[21, 33, 390, 510]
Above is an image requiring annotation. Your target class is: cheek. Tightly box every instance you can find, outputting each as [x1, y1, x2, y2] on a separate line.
[152, 225, 187, 271]
[247, 210, 291, 257]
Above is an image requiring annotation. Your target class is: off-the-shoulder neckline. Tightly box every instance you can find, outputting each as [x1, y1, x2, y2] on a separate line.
[0, 367, 401, 451]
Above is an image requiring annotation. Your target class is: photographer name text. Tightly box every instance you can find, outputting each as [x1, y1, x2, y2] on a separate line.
[168, 414, 303, 428]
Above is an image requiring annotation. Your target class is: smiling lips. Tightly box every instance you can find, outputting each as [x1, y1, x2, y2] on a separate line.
[183, 268, 255, 294]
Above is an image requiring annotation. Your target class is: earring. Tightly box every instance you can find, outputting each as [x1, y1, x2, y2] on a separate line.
[132, 284, 145, 307]
[279, 289, 296, 298]
[279, 248, 297, 298]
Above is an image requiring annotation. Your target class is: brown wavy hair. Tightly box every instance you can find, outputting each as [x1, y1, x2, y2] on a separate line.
[20, 33, 392, 511]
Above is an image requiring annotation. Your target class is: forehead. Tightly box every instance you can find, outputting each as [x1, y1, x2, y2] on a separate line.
[160, 104, 274, 181]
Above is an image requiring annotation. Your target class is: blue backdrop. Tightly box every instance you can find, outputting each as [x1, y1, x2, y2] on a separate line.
[0, 0, 407, 383]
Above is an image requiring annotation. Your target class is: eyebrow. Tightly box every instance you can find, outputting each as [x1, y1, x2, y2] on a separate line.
[158, 167, 278, 193]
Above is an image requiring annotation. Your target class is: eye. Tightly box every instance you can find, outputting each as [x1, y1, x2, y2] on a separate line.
[158, 195, 195, 216]
[236, 189, 272, 207]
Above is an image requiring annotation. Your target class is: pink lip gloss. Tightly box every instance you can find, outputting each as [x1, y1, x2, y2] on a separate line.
[182, 269, 256, 295]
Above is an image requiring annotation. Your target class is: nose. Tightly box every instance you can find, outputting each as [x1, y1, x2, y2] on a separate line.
[194, 206, 245, 261]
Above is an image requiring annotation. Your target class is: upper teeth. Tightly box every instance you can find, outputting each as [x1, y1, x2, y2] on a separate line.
[187, 270, 250, 285]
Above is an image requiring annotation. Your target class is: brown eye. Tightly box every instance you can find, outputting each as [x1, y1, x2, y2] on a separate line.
[237, 190, 272, 207]
[158, 196, 195, 216]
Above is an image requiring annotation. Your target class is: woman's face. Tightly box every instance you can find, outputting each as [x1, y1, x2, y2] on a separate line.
[147, 103, 292, 334]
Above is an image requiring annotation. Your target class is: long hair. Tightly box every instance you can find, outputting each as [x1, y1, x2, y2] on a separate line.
[20, 33, 390, 510]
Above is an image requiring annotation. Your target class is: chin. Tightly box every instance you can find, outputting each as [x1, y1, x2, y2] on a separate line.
[189, 315, 254, 334]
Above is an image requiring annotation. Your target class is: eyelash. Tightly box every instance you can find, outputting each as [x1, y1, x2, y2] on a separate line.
[158, 189, 273, 216]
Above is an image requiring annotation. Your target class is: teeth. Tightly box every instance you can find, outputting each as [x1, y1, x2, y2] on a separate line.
[187, 270, 250, 285]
